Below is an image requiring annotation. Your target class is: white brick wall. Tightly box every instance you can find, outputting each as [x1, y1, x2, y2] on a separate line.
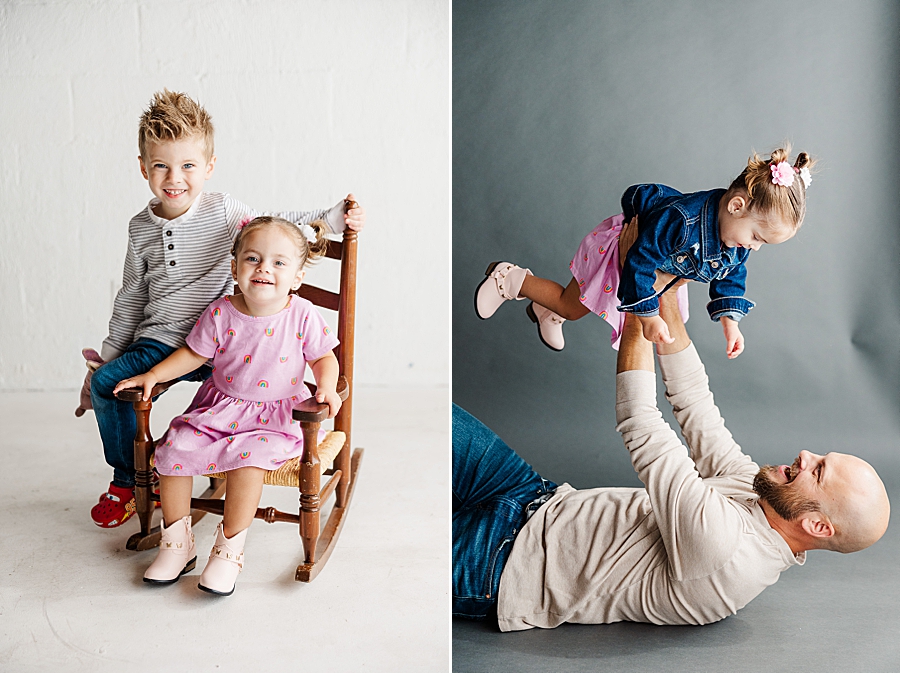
[0, 0, 449, 390]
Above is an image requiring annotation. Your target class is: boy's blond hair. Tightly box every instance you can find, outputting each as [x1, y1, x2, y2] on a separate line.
[138, 89, 215, 160]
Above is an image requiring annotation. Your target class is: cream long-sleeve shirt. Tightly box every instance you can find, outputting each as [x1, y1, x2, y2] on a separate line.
[497, 343, 804, 631]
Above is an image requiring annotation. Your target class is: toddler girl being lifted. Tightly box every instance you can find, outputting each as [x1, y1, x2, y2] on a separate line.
[475, 147, 814, 358]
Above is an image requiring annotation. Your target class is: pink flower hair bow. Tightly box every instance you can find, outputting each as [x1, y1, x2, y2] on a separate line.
[770, 161, 795, 187]
[238, 216, 253, 230]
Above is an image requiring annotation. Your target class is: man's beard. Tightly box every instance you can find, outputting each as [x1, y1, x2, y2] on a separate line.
[753, 466, 820, 521]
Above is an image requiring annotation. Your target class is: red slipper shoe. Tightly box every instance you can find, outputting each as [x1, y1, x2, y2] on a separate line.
[91, 483, 136, 528]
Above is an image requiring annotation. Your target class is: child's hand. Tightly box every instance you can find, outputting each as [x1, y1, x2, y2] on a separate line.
[721, 317, 744, 359]
[113, 371, 160, 401]
[315, 388, 342, 419]
[344, 193, 366, 232]
[638, 315, 674, 345]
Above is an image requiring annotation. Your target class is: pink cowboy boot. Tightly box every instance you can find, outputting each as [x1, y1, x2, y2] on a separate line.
[143, 515, 196, 584]
[198, 522, 248, 596]
[474, 261, 533, 320]
[526, 302, 567, 351]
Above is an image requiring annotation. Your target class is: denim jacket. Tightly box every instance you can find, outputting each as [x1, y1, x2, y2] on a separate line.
[617, 184, 755, 322]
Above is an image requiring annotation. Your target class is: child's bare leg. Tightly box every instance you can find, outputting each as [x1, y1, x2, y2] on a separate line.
[520, 276, 590, 320]
[160, 474, 193, 525]
[222, 467, 266, 537]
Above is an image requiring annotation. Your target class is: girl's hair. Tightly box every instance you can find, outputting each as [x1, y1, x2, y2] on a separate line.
[727, 145, 816, 231]
[231, 216, 329, 268]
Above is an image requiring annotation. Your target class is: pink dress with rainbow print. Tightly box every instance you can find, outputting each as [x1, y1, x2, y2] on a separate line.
[569, 214, 689, 350]
[154, 295, 339, 476]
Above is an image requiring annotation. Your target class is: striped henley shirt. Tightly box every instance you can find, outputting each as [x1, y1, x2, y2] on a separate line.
[100, 191, 344, 361]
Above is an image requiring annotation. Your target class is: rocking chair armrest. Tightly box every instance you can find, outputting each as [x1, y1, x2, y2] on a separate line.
[292, 376, 349, 424]
[115, 379, 178, 403]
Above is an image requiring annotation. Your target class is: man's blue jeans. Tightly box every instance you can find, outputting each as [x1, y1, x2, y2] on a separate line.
[452, 404, 557, 620]
[90, 338, 208, 489]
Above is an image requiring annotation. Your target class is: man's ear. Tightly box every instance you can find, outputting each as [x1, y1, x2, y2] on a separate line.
[139, 156, 149, 181]
[800, 514, 835, 539]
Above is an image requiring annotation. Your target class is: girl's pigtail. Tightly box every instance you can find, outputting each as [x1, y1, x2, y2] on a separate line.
[304, 219, 330, 264]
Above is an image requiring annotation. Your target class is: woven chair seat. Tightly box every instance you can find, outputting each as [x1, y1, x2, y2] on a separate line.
[207, 431, 346, 486]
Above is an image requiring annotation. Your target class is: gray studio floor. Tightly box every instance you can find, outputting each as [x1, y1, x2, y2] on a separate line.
[453, 501, 900, 673]
[0, 385, 449, 672]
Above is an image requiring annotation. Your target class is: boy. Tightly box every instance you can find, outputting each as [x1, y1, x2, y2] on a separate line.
[83, 89, 366, 528]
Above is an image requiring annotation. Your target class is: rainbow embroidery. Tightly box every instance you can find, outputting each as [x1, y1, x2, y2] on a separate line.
[569, 260, 574, 269]
[578, 278, 585, 287]
[580, 294, 587, 302]
[296, 332, 304, 340]
[229, 422, 239, 431]
[164, 440, 173, 447]
[599, 311, 608, 320]
[258, 436, 268, 443]
[291, 377, 298, 385]
[323, 326, 331, 336]
[217, 348, 225, 354]
[255, 401, 264, 408]
[227, 329, 236, 337]
[226, 436, 235, 443]
[260, 417, 269, 425]
[603, 284, 613, 293]
[225, 376, 234, 383]
[193, 430, 203, 437]
[206, 463, 217, 472]
[212, 308, 221, 317]
[583, 254, 588, 261]
[280, 356, 288, 363]
[213, 336, 219, 345]
[243, 355, 252, 364]
[172, 464, 183, 472]
[598, 246, 606, 254]
[207, 409, 216, 415]
[258, 380, 269, 388]
[265, 328, 275, 337]
[240, 451, 251, 460]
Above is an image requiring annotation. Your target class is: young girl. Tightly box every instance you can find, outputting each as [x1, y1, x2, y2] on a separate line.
[475, 147, 814, 358]
[113, 216, 341, 596]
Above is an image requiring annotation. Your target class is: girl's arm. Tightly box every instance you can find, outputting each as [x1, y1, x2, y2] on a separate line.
[112, 346, 209, 401]
[308, 352, 342, 418]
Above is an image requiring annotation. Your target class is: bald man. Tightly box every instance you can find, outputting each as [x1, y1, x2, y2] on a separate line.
[452, 279, 890, 629]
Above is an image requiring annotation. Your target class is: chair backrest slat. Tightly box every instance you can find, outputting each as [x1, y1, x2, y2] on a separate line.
[297, 285, 340, 312]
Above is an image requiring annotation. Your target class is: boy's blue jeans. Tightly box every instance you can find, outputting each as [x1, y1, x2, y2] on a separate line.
[452, 404, 557, 620]
[90, 338, 208, 489]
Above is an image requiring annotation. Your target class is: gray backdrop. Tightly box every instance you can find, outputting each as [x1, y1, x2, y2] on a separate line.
[453, 2, 900, 670]
[453, 0, 900, 491]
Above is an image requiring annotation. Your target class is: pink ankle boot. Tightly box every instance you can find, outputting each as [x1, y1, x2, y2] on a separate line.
[143, 515, 196, 584]
[526, 302, 566, 351]
[474, 261, 533, 319]
[198, 522, 248, 596]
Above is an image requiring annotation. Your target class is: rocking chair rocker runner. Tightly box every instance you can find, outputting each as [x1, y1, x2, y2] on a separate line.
[116, 206, 362, 582]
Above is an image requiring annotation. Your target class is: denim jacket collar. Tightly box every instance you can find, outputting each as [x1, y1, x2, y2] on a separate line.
[699, 189, 726, 263]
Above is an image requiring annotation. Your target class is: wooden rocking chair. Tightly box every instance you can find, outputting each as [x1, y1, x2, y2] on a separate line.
[116, 217, 362, 582]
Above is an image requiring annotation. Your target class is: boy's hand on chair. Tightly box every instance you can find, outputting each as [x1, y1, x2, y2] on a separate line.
[315, 388, 342, 418]
[721, 317, 744, 359]
[113, 372, 160, 401]
[343, 193, 366, 231]
[638, 315, 674, 344]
